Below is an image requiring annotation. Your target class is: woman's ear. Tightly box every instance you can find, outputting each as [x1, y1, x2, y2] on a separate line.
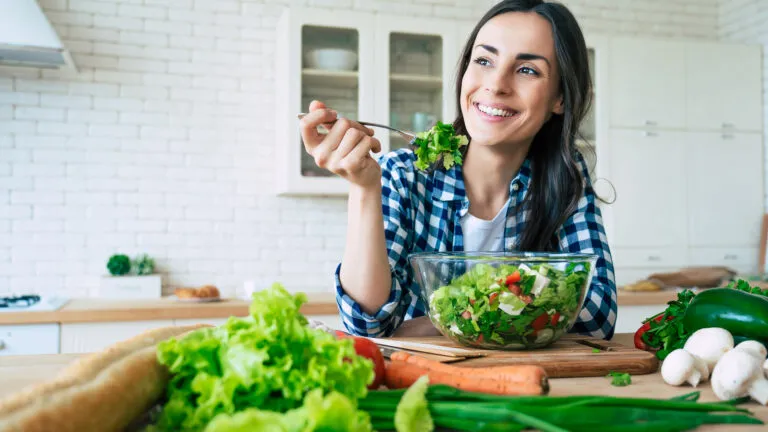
[552, 94, 564, 115]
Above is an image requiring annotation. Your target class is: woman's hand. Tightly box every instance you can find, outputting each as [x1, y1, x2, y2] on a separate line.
[299, 100, 382, 190]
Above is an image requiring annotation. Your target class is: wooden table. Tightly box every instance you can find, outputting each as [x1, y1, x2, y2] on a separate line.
[1, 335, 765, 431]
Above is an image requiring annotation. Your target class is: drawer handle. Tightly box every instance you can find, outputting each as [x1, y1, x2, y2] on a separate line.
[722, 133, 735, 140]
[722, 122, 735, 129]
[643, 131, 658, 137]
[647, 255, 662, 262]
[724, 254, 738, 260]
[645, 120, 657, 126]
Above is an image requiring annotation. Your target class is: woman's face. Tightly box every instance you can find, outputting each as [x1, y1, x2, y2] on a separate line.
[460, 11, 563, 148]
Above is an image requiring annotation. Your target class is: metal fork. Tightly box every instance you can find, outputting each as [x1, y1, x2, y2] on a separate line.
[297, 113, 417, 142]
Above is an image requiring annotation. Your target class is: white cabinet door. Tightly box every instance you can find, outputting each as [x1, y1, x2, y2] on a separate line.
[0, 324, 60, 356]
[274, 7, 376, 196]
[608, 37, 686, 129]
[685, 42, 763, 132]
[607, 129, 688, 249]
[60, 320, 174, 353]
[686, 132, 764, 247]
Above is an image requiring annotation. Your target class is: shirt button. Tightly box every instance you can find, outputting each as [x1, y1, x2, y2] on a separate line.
[511, 184, 519, 191]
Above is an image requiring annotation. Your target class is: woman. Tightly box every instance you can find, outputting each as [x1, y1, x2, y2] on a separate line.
[299, 0, 617, 340]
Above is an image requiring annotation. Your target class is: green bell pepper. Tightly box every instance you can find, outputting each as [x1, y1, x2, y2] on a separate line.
[682, 288, 768, 344]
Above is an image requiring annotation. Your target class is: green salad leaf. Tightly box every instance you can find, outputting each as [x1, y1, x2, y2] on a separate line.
[412, 121, 468, 171]
[153, 282, 374, 431]
[394, 375, 433, 432]
[202, 389, 373, 432]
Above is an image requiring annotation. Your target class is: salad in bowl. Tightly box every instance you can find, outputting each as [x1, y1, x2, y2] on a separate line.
[408, 252, 597, 350]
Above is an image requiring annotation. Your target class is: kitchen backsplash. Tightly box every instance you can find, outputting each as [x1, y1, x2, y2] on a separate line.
[0, 0, 743, 297]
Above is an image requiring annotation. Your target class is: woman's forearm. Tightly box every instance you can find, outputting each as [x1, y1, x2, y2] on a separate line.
[339, 184, 393, 315]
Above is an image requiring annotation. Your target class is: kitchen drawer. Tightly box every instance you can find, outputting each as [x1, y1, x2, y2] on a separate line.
[688, 247, 757, 272]
[0, 323, 60, 356]
[612, 248, 687, 269]
[614, 268, 676, 287]
[61, 320, 174, 354]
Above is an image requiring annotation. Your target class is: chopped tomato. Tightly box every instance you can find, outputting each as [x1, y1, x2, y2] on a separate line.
[550, 312, 561, 326]
[488, 292, 499, 304]
[508, 284, 522, 295]
[520, 294, 532, 304]
[532, 313, 550, 331]
[477, 334, 484, 343]
[461, 310, 472, 320]
[506, 271, 521, 285]
[469, 298, 476, 305]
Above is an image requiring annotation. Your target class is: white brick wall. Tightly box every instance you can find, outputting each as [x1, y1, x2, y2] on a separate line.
[719, 0, 768, 205]
[0, 0, 722, 297]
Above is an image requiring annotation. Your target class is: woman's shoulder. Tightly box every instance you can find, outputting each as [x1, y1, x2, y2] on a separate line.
[376, 148, 418, 171]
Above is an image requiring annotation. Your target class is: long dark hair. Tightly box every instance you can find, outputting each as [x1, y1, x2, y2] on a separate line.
[453, 0, 593, 252]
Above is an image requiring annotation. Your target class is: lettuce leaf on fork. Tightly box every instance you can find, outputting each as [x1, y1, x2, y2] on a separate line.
[412, 121, 469, 171]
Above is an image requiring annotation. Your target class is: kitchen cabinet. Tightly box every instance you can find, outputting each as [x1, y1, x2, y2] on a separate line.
[686, 132, 764, 248]
[0, 323, 59, 356]
[608, 37, 686, 130]
[607, 129, 688, 249]
[274, 7, 376, 196]
[685, 42, 763, 133]
[60, 320, 174, 354]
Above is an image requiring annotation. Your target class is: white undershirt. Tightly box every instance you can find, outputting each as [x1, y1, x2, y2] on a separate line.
[460, 198, 510, 252]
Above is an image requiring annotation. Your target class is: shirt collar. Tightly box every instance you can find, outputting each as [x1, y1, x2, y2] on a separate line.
[433, 157, 532, 202]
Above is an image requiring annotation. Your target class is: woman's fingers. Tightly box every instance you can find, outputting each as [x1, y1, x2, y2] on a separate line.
[340, 136, 380, 174]
[299, 108, 337, 151]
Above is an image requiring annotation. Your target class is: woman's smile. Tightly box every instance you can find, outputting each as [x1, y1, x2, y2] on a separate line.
[472, 101, 521, 123]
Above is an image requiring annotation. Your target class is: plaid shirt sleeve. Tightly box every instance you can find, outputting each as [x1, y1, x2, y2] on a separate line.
[557, 152, 618, 340]
[334, 154, 419, 337]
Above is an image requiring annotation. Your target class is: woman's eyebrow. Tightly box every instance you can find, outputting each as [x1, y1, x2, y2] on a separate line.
[474, 44, 551, 67]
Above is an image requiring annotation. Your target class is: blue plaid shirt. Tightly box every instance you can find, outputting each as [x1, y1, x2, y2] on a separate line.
[334, 148, 617, 340]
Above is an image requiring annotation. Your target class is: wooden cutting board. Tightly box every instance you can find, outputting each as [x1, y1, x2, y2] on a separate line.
[380, 334, 659, 378]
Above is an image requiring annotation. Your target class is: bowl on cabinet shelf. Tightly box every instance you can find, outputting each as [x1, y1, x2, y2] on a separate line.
[304, 48, 358, 71]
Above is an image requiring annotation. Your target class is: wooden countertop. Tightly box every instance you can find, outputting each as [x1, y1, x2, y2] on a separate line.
[0, 334, 764, 430]
[0, 293, 339, 325]
[0, 288, 740, 325]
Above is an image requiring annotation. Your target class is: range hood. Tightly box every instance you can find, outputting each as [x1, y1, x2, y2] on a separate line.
[0, 1, 76, 70]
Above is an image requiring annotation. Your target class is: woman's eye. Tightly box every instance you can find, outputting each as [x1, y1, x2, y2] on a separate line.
[472, 57, 490, 67]
[518, 66, 539, 76]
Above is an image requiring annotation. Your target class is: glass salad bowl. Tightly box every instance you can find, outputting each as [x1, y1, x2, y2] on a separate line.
[408, 252, 598, 350]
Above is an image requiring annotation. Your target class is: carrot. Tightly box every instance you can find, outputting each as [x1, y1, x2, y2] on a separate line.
[384, 360, 548, 396]
[389, 351, 548, 386]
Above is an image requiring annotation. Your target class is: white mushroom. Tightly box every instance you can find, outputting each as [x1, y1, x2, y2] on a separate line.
[733, 340, 768, 360]
[661, 349, 709, 387]
[682, 328, 734, 373]
[711, 349, 768, 405]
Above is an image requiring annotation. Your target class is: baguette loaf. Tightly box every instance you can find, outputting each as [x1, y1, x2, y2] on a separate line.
[0, 323, 211, 429]
[0, 345, 167, 432]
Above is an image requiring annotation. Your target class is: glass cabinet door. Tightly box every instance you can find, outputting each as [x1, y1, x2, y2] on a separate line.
[388, 33, 444, 151]
[300, 25, 360, 178]
[577, 47, 597, 179]
[374, 16, 459, 155]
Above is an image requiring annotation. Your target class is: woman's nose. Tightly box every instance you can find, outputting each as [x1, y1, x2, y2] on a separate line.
[484, 71, 512, 95]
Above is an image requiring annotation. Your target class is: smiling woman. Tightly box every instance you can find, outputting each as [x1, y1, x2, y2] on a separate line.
[297, 0, 616, 340]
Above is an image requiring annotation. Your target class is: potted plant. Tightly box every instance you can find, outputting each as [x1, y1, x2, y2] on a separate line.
[98, 253, 162, 299]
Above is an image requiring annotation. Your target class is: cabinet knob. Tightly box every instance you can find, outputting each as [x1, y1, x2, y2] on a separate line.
[645, 120, 657, 126]
[647, 255, 661, 261]
[724, 254, 738, 260]
[722, 133, 735, 140]
[722, 122, 735, 129]
[643, 131, 658, 137]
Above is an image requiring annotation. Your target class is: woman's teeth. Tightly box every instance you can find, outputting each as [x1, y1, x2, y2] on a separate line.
[476, 103, 515, 117]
